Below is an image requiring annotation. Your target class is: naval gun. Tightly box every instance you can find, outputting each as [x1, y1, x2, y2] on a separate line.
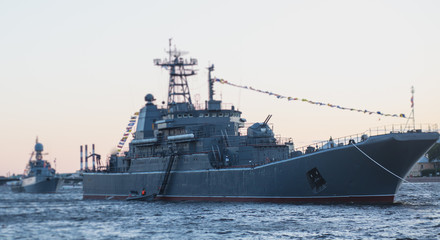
[247, 114, 275, 139]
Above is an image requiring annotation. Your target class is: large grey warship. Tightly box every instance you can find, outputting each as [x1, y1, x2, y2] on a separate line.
[11, 139, 63, 193]
[83, 43, 439, 203]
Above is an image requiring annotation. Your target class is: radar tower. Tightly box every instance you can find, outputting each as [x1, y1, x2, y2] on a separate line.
[154, 39, 198, 112]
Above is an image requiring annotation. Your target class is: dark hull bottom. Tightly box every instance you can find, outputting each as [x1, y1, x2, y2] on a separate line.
[84, 194, 395, 204]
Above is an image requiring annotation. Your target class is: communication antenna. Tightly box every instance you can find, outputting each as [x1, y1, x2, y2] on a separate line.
[411, 86, 415, 130]
[404, 86, 415, 131]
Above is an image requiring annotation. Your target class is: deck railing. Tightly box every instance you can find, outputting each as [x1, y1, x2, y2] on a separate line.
[193, 102, 235, 111]
[293, 123, 439, 155]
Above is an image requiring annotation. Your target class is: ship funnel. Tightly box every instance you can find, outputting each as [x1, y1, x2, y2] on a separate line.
[81, 144, 100, 172]
[80, 145, 83, 171]
[92, 144, 96, 172]
[85, 144, 88, 171]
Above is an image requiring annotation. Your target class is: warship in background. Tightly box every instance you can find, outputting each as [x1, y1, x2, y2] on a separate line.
[83, 42, 439, 203]
[11, 139, 63, 193]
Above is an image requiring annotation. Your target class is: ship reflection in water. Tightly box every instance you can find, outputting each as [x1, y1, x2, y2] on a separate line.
[0, 182, 439, 239]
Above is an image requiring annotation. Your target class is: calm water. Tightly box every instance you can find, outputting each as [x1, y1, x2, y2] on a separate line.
[1, 183, 439, 239]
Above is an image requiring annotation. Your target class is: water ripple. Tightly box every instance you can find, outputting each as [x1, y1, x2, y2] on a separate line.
[0, 183, 440, 239]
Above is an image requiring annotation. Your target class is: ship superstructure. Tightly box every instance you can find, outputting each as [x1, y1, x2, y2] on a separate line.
[11, 138, 63, 193]
[83, 42, 439, 203]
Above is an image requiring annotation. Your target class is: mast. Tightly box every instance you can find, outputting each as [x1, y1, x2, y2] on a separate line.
[208, 64, 215, 101]
[206, 64, 222, 110]
[411, 86, 415, 130]
[154, 39, 198, 112]
[404, 86, 416, 131]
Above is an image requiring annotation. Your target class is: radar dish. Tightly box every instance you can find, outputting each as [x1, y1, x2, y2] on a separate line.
[145, 93, 155, 103]
[35, 143, 44, 152]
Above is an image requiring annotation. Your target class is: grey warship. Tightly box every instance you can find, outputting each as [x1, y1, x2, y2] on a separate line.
[11, 139, 63, 193]
[83, 43, 439, 203]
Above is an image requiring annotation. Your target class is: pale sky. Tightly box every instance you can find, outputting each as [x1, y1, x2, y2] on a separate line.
[1, 0, 439, 176]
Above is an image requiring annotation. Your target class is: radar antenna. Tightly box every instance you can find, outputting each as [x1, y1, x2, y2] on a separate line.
[154, 39, 197, 112]
[34, 137, 44, 161]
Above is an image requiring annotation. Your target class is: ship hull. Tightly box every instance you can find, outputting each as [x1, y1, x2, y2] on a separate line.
[11, 176, 64, 193]
[83, 132, 438, 203]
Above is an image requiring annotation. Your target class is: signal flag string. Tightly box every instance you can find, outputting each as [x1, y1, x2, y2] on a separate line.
[214, 78, 407, 118]
[117, 112, 139, 152]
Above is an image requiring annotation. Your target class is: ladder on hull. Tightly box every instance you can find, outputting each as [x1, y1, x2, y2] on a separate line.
[158, 154, 177, 195]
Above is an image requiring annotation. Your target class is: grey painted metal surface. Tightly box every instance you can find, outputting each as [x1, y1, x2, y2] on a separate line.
[11, 139, 63, 193]
[84, 132, 438, 202]
[83, 43, 439, 203]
